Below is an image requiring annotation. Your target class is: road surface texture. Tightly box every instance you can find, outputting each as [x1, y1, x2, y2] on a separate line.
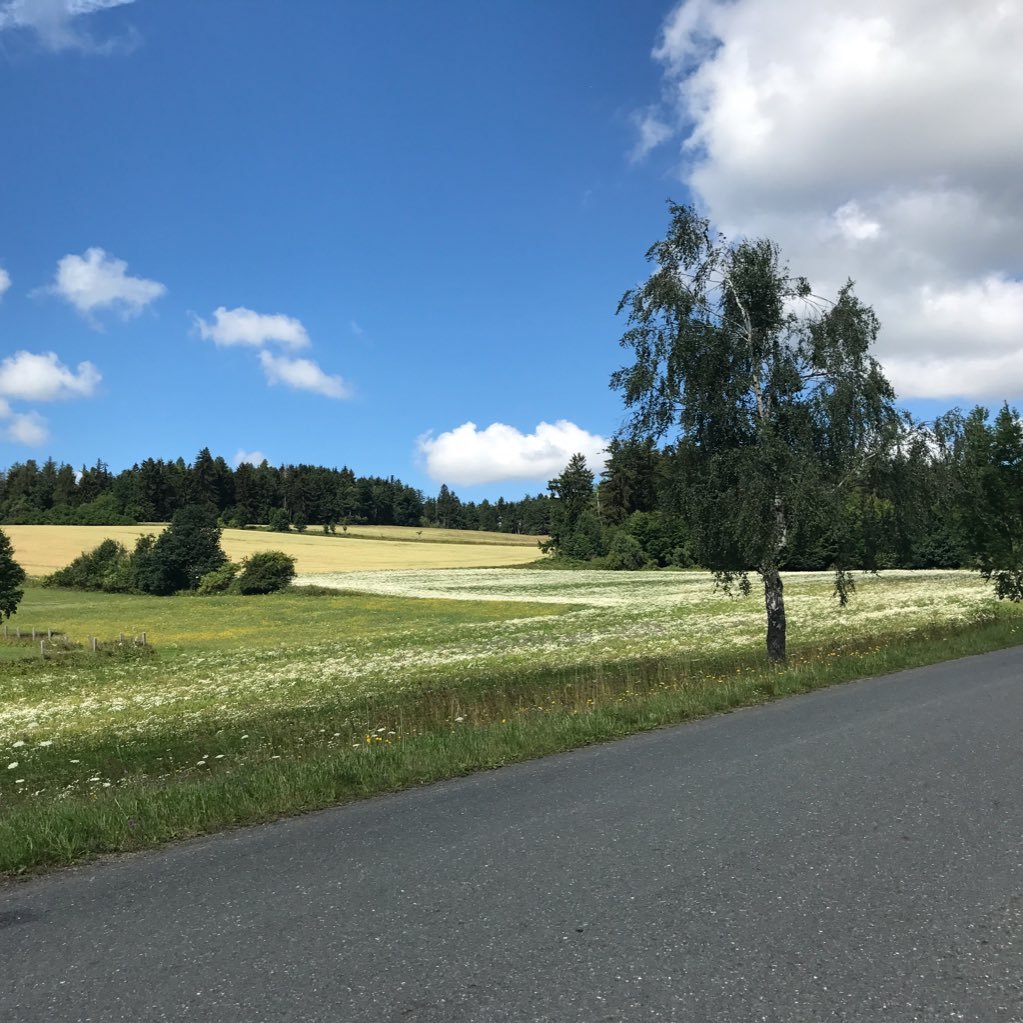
[2, 647, 1022, 1022]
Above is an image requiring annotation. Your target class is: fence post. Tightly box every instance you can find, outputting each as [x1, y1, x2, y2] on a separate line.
[91, 636, 98, 653]
[15, 627, 20, 639]
[31, 628, 36, 640]
[47, 628, 52, 640]
[141, 632, 147, 647]
[40, 641, 45, 660]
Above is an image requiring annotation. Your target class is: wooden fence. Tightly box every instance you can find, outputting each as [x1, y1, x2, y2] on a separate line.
[2, 624, 149, 659]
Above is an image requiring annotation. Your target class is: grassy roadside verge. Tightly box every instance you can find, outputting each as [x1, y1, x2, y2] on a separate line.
[3, 605, 1021, 879]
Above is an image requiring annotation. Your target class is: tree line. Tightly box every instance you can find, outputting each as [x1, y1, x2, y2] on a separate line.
[544, 202, 1023, 662]
[0, 450, 554, 535]
[544, 409, 1001, 575]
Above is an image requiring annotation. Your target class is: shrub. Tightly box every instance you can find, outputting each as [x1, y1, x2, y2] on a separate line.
[100, 556, 137, 593]
[197, 562, 241, 595]
[235, 551, 296, 594]
[45, 539, 131, 591]
[72, 494, 136, 526]
[605, 531, 647, 571]
[268, 508, 291, 533]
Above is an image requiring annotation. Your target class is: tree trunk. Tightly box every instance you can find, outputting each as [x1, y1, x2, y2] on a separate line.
[763, 566, 786, 663]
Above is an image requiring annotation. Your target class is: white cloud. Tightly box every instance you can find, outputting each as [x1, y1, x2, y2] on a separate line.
[200, 305, 352, 398]
[258, 351, 351, 399]
[3, 409, 48, 446]
[641, 0, 1023, 399]
[0, 350, 101, 401]
[418, 420, 608, 486]
[233, 449, 268, 468]
[630, 108, 674, 163]
[0, 268, 10, 300]
[46, 247, 165, 321]
[832, 201, 881, 243]
[0, 398, 49, 446]
[0, 0, 138, 53]
[195, 306, 310, 349]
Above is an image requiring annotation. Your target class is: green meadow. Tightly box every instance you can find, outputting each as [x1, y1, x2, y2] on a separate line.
[1, 569, 1021, 876]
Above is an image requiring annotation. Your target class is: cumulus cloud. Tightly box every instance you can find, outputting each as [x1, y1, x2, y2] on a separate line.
[45, 247, 165, 321]
[258, 351, 351, 399]
[0, 268, 10, 300]
[1, 408, 49, 446]
[196, 307, 310, 349]
[0, 350, 101, 401]
[0, 352, 100, 445]
[0, 0, 138, 54]
[639, 0, 1023, 400]
[233, 448, 268, 468]
[418, 420, 608, 486]
[200, 304, 350, 399]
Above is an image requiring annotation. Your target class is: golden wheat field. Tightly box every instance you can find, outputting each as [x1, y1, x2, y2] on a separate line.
[330, 524, 543, 546]
[3, 525, 546, 576]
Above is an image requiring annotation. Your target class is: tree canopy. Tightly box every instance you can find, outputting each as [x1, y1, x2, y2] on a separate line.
[612, 202, 898, 662]
[0, 527, 26, 621]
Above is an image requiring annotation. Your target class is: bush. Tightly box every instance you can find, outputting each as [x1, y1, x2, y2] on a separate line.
[45, 539, 131, 591]
[235, 551, 296, 594]
[197, 562, 241, 595]
[268, 508, 291, 533]
[605, 531, 647, 571]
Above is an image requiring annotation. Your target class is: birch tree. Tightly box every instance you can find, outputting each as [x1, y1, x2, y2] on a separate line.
[612, 203, 897, 662]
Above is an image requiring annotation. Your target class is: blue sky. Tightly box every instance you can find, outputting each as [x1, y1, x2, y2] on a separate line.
[1, 0, 1020, 499]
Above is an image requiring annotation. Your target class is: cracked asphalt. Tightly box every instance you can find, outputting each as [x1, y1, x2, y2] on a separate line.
[2, 646, 1022, 1022]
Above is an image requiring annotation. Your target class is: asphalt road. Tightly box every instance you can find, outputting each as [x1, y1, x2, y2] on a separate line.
[3, 648, 1023, 1023]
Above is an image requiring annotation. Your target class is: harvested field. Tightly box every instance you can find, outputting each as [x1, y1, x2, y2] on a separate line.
[2, 524, 546, 576]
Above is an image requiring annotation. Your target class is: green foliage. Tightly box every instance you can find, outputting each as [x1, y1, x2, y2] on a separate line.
[621, 510, 691, 568]
[543, 454, 603, 558]
[44, 539, 132, 593]
[234, 550, 297, 594]
[605, 531, 646, 571]
[135, 504, 227, 595]
[1, 449, 554, 535]
[0, 528, 26, 619]
[67, 493, 136, 526]
[611, 202, 898, 660]
[959, 404, 1023, 601]
[268, 507, 291, 533]
[599, 438, 660, 526]
[197, 562, 241, 595]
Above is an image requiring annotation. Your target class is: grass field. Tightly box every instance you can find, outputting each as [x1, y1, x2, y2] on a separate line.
[3, 524, 546, 576]
[2, 567, 1020, 876]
